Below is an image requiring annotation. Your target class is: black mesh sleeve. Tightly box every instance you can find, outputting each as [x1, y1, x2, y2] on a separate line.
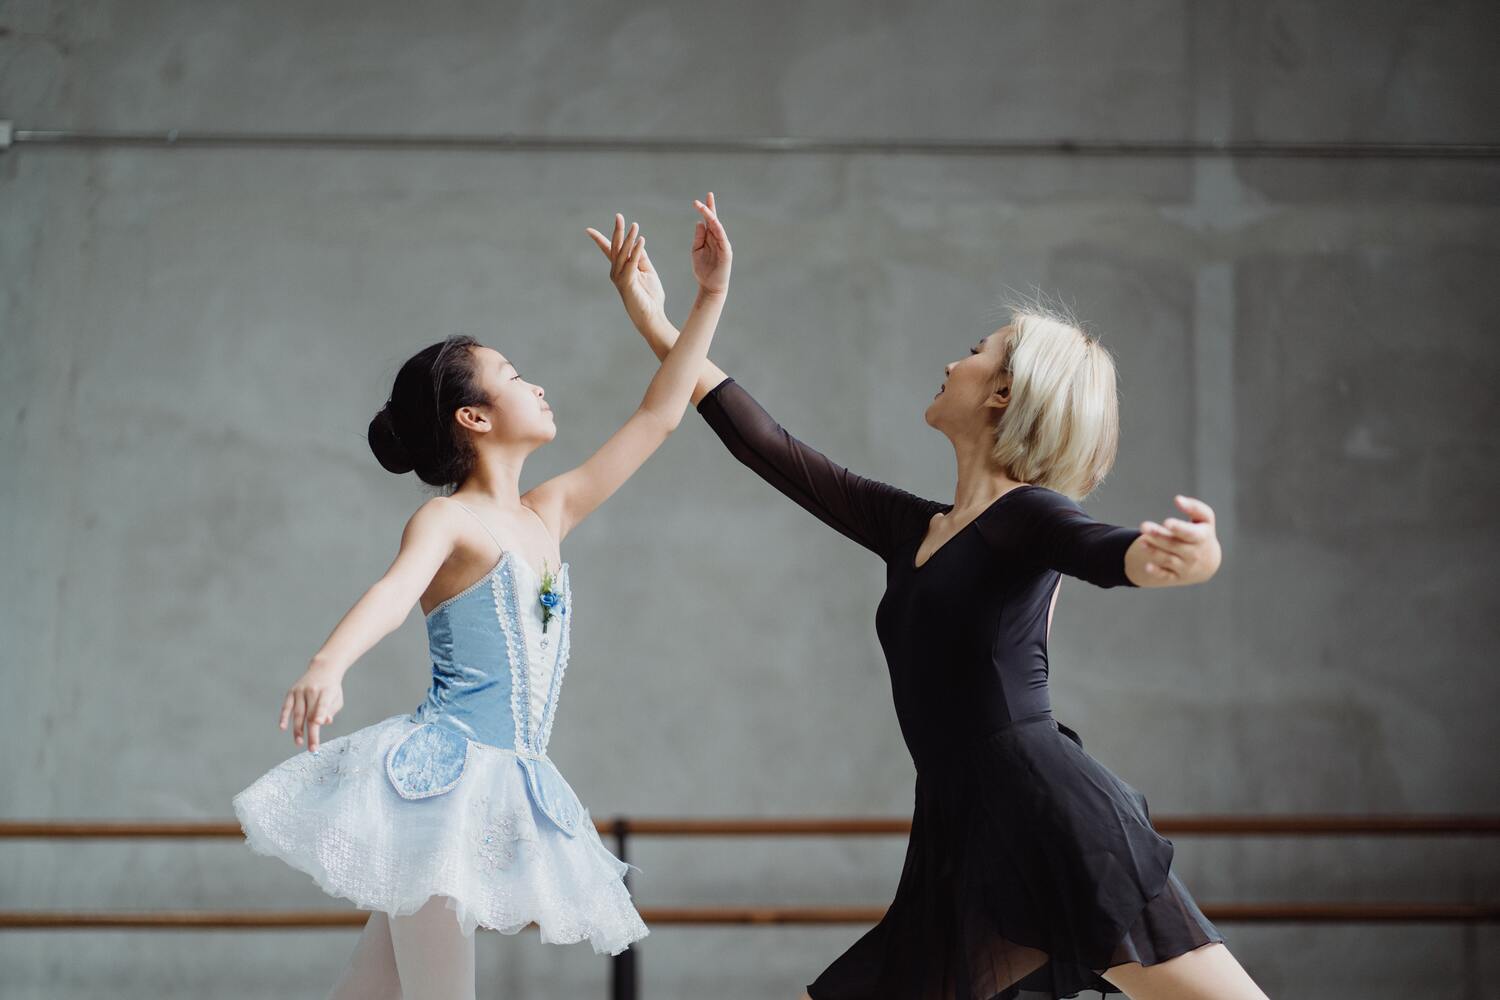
[695, 377, 938, 561]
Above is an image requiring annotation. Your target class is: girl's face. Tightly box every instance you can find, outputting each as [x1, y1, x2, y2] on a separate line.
[468, 345, 556, 446]
[924, 326, 1012, 433]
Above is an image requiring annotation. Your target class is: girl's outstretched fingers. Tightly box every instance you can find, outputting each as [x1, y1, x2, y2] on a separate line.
[690, 191, 732, 293]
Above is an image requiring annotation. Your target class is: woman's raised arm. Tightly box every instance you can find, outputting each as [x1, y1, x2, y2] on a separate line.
[593, 192, 935, 561]
[692, 375, 938, 561]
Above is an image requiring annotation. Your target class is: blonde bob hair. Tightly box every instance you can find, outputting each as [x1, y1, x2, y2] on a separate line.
[989, 305, 1121, 501]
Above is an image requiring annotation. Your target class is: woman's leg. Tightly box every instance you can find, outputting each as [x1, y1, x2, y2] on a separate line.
[387, 894, 478, 1000]
[326, 911, 403, 1000]
[1101, 942, 1270, 1000]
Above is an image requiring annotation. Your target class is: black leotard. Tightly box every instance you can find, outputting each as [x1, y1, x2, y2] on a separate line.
[696, 376, 1223, 999]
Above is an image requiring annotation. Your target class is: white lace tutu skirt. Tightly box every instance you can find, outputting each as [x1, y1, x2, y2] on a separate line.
[231, 712, 649, 955]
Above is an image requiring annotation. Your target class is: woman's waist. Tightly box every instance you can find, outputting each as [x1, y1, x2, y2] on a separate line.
[905, 710, 1063, 768]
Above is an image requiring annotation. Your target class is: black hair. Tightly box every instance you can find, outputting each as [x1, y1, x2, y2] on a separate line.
[367, 334, 490, 488]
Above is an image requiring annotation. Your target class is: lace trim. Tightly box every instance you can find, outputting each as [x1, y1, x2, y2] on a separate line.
[493, 557, 533, 752]
[537, 566, 572, 753]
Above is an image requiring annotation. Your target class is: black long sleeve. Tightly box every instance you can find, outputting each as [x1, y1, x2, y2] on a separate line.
[973, 485, 1140, 588]
[695, 377, 938, 562]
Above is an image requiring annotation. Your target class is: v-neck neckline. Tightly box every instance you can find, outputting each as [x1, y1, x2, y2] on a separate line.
[910, 484, 1036, 571]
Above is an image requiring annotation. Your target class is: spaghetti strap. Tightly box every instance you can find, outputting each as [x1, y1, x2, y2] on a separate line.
[450, 499, 506, 557]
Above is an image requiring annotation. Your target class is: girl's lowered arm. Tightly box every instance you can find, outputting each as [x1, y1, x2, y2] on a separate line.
[280, 496, 456, 752]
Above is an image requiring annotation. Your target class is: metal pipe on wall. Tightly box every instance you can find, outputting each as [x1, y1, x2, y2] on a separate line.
[4, 124, 1498, 159]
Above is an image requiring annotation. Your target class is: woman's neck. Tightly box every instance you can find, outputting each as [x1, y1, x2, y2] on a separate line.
[947, 433, 1023, 516]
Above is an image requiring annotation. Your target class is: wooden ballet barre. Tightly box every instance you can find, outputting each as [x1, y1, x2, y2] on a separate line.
[3, 902, 1498, 930]
[2, 814, 1499, 838]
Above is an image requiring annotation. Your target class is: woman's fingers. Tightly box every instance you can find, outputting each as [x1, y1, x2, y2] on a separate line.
[1146, 517, 1202, 544]
[1140, 537, 1186, 569]
[1162, 517, 1209, 543]
[278, 691, 294, 730]
[589, 221, 648, 285]
[613, 223, 640, 279]
[1175, 494, 1216, 524]
[585, 227, 613, 257]
[1142, 559, 1178, 582]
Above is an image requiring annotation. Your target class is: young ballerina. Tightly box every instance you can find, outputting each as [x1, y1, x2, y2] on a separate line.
[590, 192, 1270, 1000]
[231, 196, 732, 1000]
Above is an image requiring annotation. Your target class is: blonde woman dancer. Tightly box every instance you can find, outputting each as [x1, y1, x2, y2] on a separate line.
[590, 192, 1270, 1000]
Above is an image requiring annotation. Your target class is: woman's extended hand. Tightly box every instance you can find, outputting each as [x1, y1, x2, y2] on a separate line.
[278, 661, 345, 753]
[586, 213, 667, 330]
[691, 191, 731, 295]
[1136, 495, 1222, 586]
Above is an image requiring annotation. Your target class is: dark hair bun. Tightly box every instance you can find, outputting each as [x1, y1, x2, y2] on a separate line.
[367, 405, 415, 475]
[369, 334, 487, 487]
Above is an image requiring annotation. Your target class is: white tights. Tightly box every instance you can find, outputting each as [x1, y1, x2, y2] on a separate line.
[326, 895, 477, 1000]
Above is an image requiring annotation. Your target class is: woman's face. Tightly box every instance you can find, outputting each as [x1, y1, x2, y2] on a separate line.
[924, 325, 1012, 432]
[467, 345, 556, 445]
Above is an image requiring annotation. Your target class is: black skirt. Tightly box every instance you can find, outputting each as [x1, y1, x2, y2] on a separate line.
[807, 715, 1224, 999]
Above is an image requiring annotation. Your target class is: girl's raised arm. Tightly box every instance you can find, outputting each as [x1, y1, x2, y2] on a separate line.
[526, 195, 731, 541]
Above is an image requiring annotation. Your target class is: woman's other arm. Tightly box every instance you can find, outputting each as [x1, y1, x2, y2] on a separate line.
[982, 487, 1221, 589]
[598, 193, 933, 560]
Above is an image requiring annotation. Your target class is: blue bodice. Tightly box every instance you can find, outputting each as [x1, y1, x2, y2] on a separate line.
[413, 549, 572, 754]
[384, 546, 584, 836]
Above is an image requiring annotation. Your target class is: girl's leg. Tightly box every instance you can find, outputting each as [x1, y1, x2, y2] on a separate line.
[326, 911, 403, 1000]
[1101, 942, 1270, 1000]
[388, 894, 478, 1000]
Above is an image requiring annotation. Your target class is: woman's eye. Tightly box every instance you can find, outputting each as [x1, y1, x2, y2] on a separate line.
[511, 374, 522, 381]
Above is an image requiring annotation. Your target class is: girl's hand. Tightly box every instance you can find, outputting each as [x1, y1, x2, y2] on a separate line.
[1137, 495, 1222, 586]
[691, 191, 731, 295]
[278, 661, 345, 754]
[586, 214, 667, 330]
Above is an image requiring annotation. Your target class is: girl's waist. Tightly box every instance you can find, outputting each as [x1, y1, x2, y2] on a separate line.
[408, 701, 547, 759]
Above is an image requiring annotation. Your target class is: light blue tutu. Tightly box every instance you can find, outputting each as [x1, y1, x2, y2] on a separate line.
[232, 508, 648, 955]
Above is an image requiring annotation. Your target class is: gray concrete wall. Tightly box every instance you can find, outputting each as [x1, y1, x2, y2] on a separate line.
[2, 1, 1497, 997]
